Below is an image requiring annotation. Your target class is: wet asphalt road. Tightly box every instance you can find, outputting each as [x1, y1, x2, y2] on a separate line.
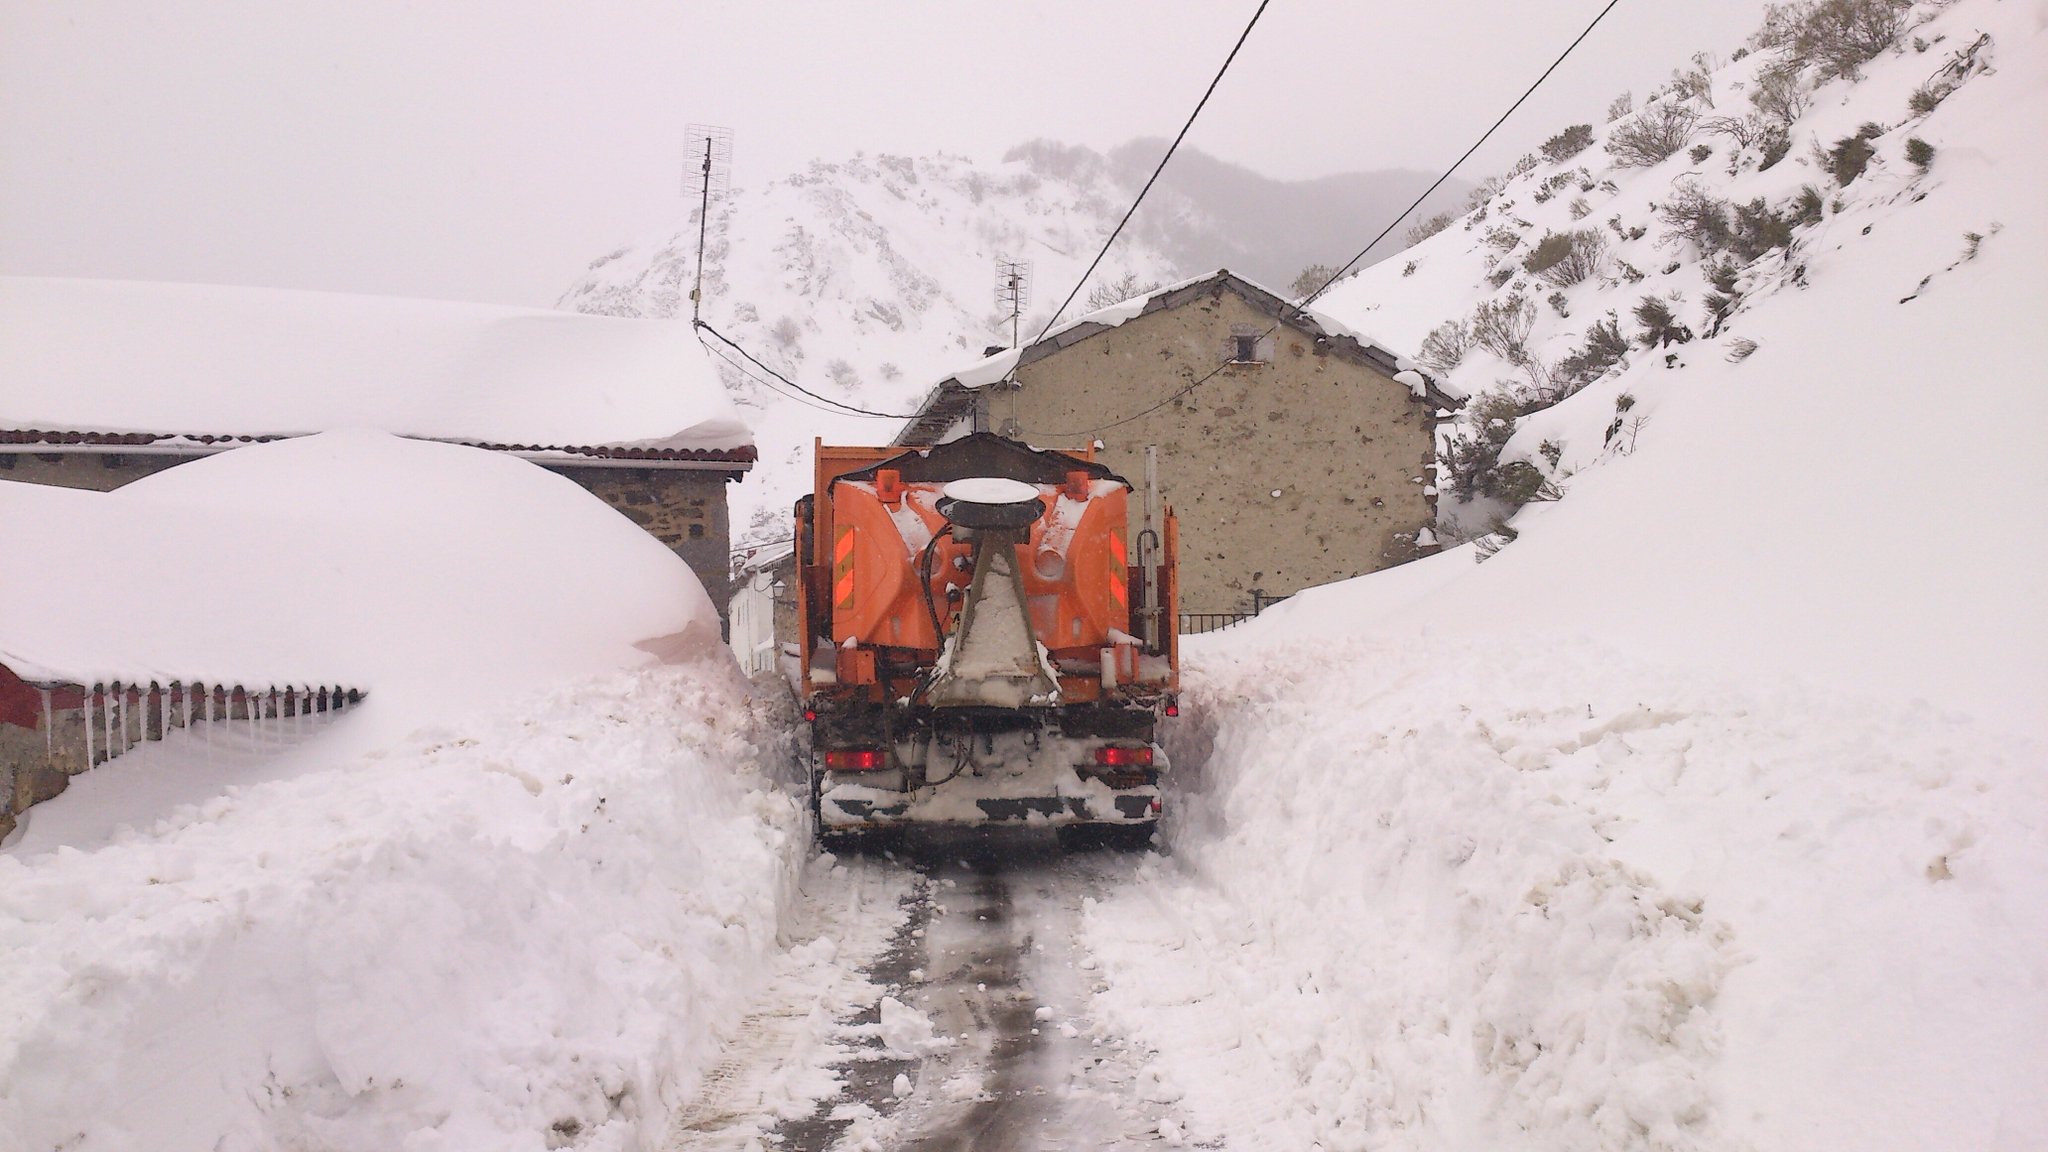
[769, 837, 1191, 1151]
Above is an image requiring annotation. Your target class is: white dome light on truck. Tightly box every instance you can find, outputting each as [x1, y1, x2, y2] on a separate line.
[935, 476, 1047, 531]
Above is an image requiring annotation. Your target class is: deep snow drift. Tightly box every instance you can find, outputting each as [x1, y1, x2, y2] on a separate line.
[0, 668, 806, 1152]
[0, 433, 809, 1151]
[1080, 2, 2048, 1148]
[0, 430, 714, 737]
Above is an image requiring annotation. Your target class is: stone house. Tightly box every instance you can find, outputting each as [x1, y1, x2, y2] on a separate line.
[893, 270, 1463, 617]
[0, 277, 755, 615]
[0, 433, 751, 614]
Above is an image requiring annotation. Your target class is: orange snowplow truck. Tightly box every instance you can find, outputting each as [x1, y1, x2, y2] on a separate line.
[797, 433, 1179, 848]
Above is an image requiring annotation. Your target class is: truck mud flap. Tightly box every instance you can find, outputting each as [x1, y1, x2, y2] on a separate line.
[829, 797, 909, 820]
[975, 796, 1083, 822]
[1112, 793, 1156, 819]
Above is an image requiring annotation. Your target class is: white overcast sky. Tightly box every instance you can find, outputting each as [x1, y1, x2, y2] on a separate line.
[1, 1, 1777, 307]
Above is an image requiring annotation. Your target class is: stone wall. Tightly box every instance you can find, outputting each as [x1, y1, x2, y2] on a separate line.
[985, 287, 1439, 614]
[0, 451, 187, 491]
[550, 466, 733, 616]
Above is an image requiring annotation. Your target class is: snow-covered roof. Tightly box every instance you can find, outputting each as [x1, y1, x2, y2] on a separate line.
[0, 278, 755, 462]
[894, 269, 1460, 445]
[0, 430, 716, 697]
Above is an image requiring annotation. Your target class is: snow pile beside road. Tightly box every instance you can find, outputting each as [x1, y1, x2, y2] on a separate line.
[1090, 636, 2046, 1150]
[0, 664, 805, 1152]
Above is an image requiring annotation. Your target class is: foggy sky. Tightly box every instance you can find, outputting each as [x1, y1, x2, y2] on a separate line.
[0, 1, 1779, 307]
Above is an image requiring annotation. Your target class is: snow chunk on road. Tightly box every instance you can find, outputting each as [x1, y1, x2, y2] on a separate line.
[877, 995, 949, 1059]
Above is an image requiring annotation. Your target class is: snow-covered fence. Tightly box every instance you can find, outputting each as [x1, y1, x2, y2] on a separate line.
[1, 666, 362, 838]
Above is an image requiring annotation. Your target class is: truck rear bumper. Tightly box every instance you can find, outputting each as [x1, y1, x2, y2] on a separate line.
[819, 773, 1160, 830]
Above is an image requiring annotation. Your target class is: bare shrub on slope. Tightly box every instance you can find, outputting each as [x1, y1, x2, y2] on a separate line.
[1471, 295, 1537, 364]
[1605, 101, 1702, 168]
[1405, 210, 1460, 246]
[1790, 0, 1914, 83]
[1540, 124, 1595, 164]
[1417, 320, 1475, 375]
[1522, 230, 1610, 288]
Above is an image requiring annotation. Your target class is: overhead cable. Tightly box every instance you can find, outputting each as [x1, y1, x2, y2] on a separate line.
[1299, 0, 1625, 307]
[1032, 0, 1272, 342]
[696, 320, 920, 419]
[1042, 0, 1626, 437]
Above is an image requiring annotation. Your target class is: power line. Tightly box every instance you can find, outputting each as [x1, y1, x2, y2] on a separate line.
[697, 336, 885, 421]
[1299, 0, 1624, 307]
[1033, 0, 1272, 342]
[695, 320, 919, 419]
[1040, 0, 1625, 438]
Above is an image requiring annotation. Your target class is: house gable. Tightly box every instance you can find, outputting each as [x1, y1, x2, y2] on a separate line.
[909, 277, 1445, 615]
[894, 270, 1459, 446]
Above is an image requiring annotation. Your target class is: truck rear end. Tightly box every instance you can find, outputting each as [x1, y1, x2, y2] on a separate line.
[797, 433, 1179, 847]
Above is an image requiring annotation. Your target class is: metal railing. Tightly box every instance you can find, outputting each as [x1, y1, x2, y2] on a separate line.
[1178, 591, 1289, 635]
[1178, 612, 1253, 635]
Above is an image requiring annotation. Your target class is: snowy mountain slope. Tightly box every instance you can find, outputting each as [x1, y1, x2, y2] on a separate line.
[559, 149, 1185, 548]
[1020, 138, 1472, 288]
[1309, 0, 2045, 728]
[1082, 2, 2048, 1149]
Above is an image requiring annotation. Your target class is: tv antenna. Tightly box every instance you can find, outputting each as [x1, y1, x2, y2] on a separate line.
[684, 124, 734, 325]
[995, 259, 1032, 349]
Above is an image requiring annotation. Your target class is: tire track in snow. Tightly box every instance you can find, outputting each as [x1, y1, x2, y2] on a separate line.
[673, 840, 1205, 1150]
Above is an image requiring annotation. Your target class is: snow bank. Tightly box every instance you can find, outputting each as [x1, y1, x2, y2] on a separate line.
[0, 277, 750, 451]
[0, 664, 804, 1152]
[0, 430, 714, 738]
[1091, 634, 2046, 1151]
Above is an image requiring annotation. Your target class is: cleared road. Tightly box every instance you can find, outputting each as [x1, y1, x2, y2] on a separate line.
[670, 837, 1199, 1150]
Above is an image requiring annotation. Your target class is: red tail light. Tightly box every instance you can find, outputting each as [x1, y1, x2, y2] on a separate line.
[802, 708, 818, 723]
[1094, 745, 1154, 767]
[1164, 698, 1180, 718]
[824, 748, 886, 770]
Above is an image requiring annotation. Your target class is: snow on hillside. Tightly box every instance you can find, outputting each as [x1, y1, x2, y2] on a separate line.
[559, 149, 1185, 546]
[1083, 1, 2048, 1149]
[1310, 0, 2045, 729]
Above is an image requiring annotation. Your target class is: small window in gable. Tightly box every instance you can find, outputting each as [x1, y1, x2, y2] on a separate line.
[1225, 324, 1272, 364]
